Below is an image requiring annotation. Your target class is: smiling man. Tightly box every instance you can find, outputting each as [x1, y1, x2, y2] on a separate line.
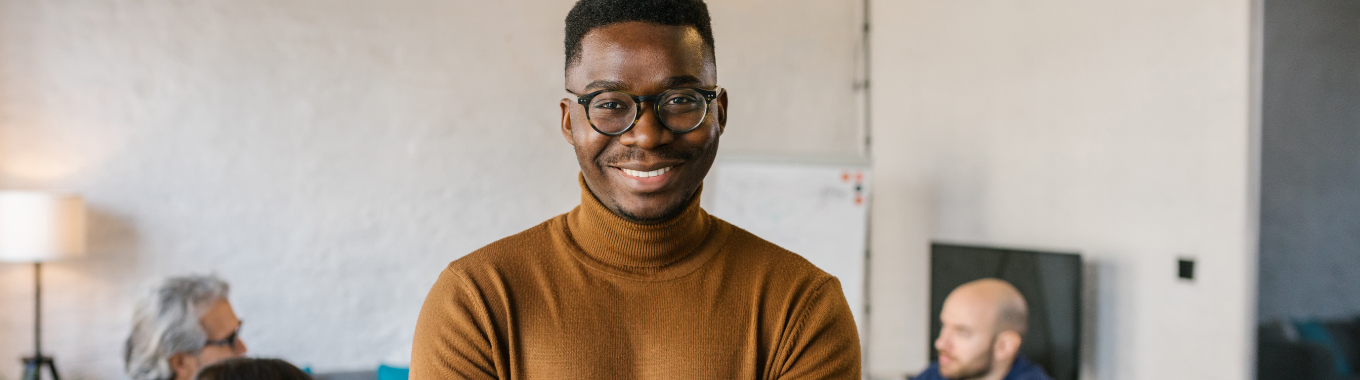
[410, 0, 860, 379]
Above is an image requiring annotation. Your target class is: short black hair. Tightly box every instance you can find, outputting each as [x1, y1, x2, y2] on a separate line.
[564, 0, 716, 70]
[194, 358, 312, 380]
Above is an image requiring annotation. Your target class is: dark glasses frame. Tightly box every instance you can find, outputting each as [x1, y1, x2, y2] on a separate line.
[573, 87, 720, 136]
[203, 322, 242, 349]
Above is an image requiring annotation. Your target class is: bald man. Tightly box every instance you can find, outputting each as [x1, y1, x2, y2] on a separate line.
[912, 279, 1054, 380]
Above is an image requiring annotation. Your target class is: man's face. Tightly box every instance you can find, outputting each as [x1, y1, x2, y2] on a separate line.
[560, 21, 727, 223]
[172, 298, 247, 380]
[934, 294, 998, 379]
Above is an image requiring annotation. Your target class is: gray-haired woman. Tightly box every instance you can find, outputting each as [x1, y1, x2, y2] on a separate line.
[125, 274, 248, 380]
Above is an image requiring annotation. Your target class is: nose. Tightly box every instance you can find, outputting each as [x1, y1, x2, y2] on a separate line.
[934, 333, 947, 351]
[617, 103, 674, 149]
[234, 338, 248, 356]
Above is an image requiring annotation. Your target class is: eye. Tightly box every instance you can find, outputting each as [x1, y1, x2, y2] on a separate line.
[667, 96, 696, 104]
[594, 101, 626, 110]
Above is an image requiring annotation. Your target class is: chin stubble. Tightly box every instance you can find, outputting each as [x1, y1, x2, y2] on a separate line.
[606, 186, 697, 224]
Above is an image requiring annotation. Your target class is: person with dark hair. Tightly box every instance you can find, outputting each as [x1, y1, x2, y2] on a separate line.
[411, 0, 861, 379]
[193, 358, 312, 380]
[912, 279, 1053, 380]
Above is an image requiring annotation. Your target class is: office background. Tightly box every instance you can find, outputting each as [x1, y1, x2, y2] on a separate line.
[2, 0, 1356, 379]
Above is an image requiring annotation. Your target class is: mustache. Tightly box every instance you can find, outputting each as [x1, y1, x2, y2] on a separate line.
[598, 145, 698, 165]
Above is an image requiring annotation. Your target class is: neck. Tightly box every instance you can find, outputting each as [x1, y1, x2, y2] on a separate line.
[966, 358, 1014, 380]
[566, 175, 712, 272]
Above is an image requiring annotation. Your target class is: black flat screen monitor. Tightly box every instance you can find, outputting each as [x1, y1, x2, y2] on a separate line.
[930, 243, 1082, 380]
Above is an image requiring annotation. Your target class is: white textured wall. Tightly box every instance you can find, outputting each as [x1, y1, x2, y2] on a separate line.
[0, 0, 864, 378]
[866, 1, 1258, 379]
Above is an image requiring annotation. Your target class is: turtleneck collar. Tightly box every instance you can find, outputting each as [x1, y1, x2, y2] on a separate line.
[565, 174, 714, 275]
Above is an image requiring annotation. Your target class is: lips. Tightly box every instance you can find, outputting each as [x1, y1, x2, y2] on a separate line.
[621, 166, 672, 178]
[608, 162, 682, 193]
[938, 353, 954, 367]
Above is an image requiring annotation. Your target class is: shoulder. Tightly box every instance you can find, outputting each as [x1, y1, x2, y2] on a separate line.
[909, 363, 945, 380]
[444, 216, 560, 275]
[709, 217, 849, 325]
[423, 216, 565, 309]
[1007, 356, 1056, 380]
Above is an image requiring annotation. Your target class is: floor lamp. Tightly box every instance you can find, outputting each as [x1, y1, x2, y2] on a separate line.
[0, 192, 85, 380]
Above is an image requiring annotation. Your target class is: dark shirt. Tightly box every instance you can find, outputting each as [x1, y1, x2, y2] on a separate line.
[911, 355, 1054, 380]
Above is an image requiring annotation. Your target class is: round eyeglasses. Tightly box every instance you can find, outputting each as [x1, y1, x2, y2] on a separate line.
[574, 87, 720, 136]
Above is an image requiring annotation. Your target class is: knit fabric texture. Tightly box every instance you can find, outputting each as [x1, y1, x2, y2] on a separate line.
[410, 177, 861, 379]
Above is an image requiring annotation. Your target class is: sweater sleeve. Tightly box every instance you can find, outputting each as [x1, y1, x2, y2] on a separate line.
[411, 267, 501, 380]
[771, 277, 862, 380]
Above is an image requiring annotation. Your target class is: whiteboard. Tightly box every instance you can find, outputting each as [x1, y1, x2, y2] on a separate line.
[704, 160, 871, 333]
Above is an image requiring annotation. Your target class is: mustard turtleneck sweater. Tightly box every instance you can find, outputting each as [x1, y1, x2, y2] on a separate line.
[411, 178, 861, 379]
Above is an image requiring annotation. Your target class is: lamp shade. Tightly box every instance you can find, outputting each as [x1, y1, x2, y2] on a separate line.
[0, 192, 86, 263]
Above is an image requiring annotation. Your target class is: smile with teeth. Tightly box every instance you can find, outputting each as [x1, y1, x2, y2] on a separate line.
[621, 166, 673, 178]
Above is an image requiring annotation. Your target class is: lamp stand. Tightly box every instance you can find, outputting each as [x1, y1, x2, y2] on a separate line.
[20, 262, 60, 380]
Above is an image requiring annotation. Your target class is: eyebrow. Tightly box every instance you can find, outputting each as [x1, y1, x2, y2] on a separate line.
[580, 75, 704, 93]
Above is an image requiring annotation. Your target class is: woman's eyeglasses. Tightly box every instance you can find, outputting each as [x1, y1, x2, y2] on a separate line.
[204, 322, 242, 349]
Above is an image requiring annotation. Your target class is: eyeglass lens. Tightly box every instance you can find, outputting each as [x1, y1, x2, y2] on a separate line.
[587, 88, 708, 134]
[207, 325, 240, 347]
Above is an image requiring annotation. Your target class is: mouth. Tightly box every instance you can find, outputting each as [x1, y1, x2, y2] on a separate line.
[610, 163, 682, 193]
[620, 166, 672, 178]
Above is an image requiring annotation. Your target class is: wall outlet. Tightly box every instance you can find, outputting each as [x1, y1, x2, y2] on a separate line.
[1178, 258, 1196, 280]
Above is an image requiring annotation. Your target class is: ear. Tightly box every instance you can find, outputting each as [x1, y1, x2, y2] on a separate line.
[714, 88, 728, 135]
[169, 351, 199, 380]
[993, 331, 1022, 363]
[560, 98, 577, 146]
